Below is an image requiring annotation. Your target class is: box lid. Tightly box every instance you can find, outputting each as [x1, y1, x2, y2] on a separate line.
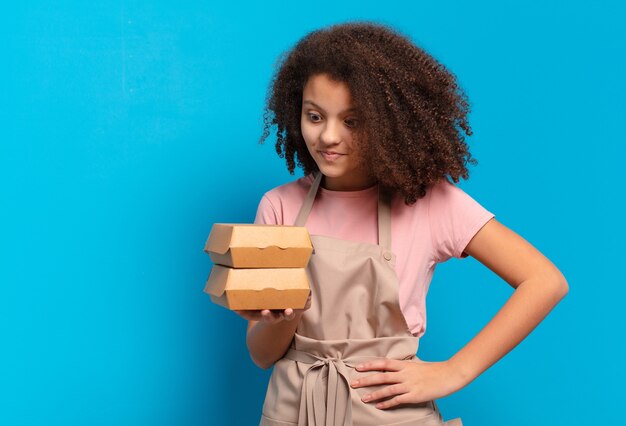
[205, 265, 310, 297]
[204, 224, 312, 255]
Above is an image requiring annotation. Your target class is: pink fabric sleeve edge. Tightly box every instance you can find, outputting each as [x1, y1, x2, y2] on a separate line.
[255, 194, 281, 225]
[426, 184, 438, 263]
[455, 211, 496, 259]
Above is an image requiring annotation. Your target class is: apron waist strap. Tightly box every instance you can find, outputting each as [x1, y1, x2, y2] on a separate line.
[283, 348, 404, 426]
[285, 347, 383, 367]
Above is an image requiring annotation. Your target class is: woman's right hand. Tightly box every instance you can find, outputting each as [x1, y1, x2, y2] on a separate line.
[234, 293, 311, 324]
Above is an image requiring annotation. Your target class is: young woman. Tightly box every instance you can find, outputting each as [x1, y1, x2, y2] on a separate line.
[235, 22, 568, 426]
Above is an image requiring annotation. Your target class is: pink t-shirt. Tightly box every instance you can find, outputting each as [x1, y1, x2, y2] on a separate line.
[254, 174, 495, 338]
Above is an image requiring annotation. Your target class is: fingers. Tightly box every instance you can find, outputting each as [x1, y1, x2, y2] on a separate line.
[233, 308, 299, 323]
[352, 379, 410, 409]
[351, 371, 401, 389]
[262, 309, 297, 323]
[370, 392, 411, 409]
[362, 383, 409, 404]
[350, 361, 411, 409]
[355, 358, 404, 372]
[260, 310, 279, 323]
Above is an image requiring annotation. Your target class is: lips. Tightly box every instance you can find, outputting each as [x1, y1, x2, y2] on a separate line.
[320, 151, 345, 162]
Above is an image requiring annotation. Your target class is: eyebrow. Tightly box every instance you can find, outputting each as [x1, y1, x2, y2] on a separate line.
[302, 100, 358, 114]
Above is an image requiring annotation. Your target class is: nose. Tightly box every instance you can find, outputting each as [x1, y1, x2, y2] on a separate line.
[319, 119, 342, 146]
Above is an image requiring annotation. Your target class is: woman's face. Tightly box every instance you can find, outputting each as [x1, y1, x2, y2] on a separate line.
[300, 73, 375, 191]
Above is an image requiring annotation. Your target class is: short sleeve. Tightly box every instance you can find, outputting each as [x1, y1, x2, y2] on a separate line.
[254, 194, 281, 225]
[428, 179, 495, 262]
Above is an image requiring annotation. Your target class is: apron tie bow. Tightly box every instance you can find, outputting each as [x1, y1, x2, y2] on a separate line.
[285, 349, 355, 426]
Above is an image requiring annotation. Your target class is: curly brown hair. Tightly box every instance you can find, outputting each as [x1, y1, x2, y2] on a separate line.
[259, 21, 476, 204]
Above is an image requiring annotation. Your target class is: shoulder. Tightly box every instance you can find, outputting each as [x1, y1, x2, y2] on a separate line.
[427, 177, 483, 211]
[254, 174, 313, 225]
[428, 177, 464, 198]
[388, 178, 454, 216]
[425, 177, 495, 261]
[262, 174, 313, 207]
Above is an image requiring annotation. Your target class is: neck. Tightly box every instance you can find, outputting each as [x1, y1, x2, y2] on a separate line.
[321, 174, 377, 191]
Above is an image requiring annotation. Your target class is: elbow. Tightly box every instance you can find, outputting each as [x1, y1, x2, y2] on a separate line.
[246, 336, 275, 370]
[550, 269, 569, 303]
[557, 277, 569, 299]
[524, 267, 569, 304]
[251, 356, 274, 371]
[555, 266, 569, 296]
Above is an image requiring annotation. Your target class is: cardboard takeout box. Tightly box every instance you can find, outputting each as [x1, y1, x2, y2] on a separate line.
[204, 265, 311, 310]
[204, 224, 313, 268]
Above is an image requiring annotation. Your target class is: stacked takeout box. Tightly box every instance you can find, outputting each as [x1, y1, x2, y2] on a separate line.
[204, 224, 313, 310]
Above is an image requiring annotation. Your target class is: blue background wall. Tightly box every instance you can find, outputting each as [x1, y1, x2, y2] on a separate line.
[1, 1, 624, 425]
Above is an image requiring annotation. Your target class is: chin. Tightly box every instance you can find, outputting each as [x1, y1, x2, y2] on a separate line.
[316, 165, 344, 178]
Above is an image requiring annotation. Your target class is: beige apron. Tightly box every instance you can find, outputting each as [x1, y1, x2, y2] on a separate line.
[260, 172, 463, 426]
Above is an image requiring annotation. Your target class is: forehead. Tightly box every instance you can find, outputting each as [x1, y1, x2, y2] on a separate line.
[302, 73, 355, 111]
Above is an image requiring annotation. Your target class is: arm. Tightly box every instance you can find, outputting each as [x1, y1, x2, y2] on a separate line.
[244, 311, 304, 370]
[447, 217, 569, 385]
[236, 293, 312, 370]
[351, 218, 569, 407]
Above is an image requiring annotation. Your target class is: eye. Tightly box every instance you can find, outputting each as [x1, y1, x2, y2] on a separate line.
[344, 118, 358, 128]
[307, 113, 322, 122]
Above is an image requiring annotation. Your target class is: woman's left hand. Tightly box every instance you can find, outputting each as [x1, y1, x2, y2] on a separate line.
[350, 358, 466, 409]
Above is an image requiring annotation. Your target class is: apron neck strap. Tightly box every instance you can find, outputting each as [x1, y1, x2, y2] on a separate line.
[378, 187, 392, 251]
[294, 172, 392, 250]
[294, 172, 323, 228]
